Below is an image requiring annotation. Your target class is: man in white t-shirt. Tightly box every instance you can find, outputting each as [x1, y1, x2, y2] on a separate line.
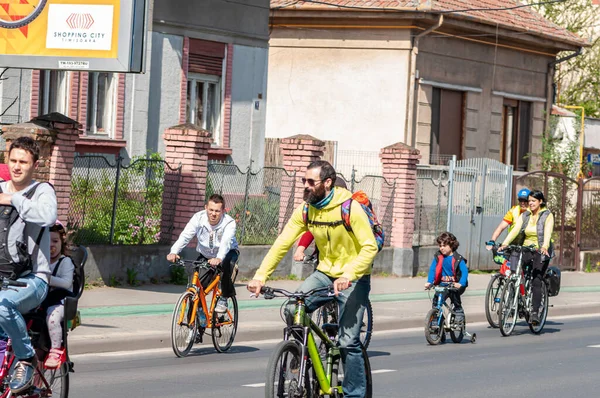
[167, 194, 239, 312]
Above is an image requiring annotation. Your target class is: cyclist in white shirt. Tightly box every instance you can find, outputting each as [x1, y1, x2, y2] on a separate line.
[167, 194, 239, 312]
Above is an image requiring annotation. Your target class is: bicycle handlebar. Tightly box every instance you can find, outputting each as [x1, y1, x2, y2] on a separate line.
[171, 258, 211, 269]
[0, 278, 27, 289]
[260, 285, 335, 300]
[485, 242, 539, 255]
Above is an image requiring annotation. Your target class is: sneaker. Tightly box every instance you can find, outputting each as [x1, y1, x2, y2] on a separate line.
[9, 359, 36, 394]
[530, 311, 540, 325]
[215, 297, 228, 313]
[44, 348, 65, 369]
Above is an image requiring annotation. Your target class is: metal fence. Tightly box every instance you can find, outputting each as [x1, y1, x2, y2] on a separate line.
[337, 171, 395, 246]
[580, 177, 600, 251]
[206, 162, 296, 245]
[414, 166, 449, 246]
[68, 155, 182, 245]
[206, 163, 395, 246]
[335, 150, 382, 179]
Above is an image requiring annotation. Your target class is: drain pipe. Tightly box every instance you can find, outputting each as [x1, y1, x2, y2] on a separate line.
[544, 47, 582, 134]
[407, 15, 444, 148]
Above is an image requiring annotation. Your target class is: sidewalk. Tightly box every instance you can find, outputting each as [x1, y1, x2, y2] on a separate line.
[70, 272, 600, 354]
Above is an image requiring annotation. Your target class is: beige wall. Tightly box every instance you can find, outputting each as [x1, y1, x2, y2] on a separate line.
[415, 35, 554, 168]
[266, 29, 412, 152]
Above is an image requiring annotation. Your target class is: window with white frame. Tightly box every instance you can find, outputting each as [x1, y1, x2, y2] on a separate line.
[38, 70, 69, 116]
[186, 73, 222, 145]
[87, 72, 117, 137]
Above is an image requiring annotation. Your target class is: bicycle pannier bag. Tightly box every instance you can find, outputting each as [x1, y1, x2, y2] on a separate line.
[545, 266, 561, 297]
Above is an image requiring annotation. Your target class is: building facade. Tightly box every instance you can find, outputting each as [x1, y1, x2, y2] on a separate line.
[0, 0, 269, 170]
[265, 0, 586, 171]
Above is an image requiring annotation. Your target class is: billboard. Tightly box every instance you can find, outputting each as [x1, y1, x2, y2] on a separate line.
[0, 0, 147, 72]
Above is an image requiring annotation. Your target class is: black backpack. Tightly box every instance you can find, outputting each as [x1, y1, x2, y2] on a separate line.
[0, 182, 49, 280]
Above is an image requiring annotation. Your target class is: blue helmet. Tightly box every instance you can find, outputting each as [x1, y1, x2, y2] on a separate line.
[517, 188, 531, 200]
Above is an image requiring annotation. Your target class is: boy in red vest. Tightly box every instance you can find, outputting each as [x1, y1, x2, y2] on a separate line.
[424, 232, 468, 323]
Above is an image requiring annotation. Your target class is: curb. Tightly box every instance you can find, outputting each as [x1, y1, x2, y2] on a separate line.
[69, 302, 600, 355]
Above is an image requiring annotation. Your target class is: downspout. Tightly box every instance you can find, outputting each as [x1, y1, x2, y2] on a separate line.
[407, 15, 443, 148]
[544, 47, 582, 137]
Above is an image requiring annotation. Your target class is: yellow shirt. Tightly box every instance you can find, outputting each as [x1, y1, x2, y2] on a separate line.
[502, 208, 554, 249]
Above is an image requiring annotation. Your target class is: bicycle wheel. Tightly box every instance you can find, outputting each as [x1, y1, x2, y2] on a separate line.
[211, 296, 239, 353]
[529, 282, 549, 334]
[41, 362, 69, 398]
[424, 308, 444, 345]
[499, 281, 518, 337]
[171, 291, 198, 357]
[485, 274, 504, 328]
[331, 345, 372, 398]
[265, 340, 315, 398]
[360, 300, 373, 349]
[450, 315, 465, 344]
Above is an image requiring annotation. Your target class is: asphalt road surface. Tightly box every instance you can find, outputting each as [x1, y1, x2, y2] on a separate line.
[71, 314, 600, 398]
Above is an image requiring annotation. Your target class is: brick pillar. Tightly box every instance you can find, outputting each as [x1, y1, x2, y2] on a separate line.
[278, 135, 325, 230]
[162, 124, 211, 241]
[380, 142, 421, 276]
[2, 113, 81, 223]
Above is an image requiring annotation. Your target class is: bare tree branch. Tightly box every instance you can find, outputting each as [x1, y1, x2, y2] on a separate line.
[0, 96, 18, 118]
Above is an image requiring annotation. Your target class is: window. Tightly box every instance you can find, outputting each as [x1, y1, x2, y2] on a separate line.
[87, 72, 116, 136]
[186, 73, 222, 144]
[430, 87, 464, 165]
[38, 70, 69, 116]
[502, 99, 531, 171]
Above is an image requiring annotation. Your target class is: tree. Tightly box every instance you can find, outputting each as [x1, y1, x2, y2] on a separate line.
[530, 0, 600, 117]
[0, 68, 18, 120]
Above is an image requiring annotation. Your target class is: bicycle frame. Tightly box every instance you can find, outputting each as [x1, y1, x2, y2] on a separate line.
[432, 288, 457, 331]
[284, 298, 342, 397]
[177, 268, 222, 330]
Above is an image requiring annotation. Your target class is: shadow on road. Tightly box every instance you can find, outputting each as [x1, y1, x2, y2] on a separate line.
[187, 345, 260, 357]
[80, 323, 118, 329]
[366, 350, 391, 358]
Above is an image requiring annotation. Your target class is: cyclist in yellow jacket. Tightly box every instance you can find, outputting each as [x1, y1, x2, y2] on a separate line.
[500, 190, 554, 325]
[247, 160, 377, 398]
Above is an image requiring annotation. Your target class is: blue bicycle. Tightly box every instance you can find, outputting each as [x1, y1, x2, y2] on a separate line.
[424, 285, 476, 345]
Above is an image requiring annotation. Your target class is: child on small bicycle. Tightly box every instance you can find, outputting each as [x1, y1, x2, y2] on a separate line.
[424, 232, 468, 323]
[42, 221, 75, 368]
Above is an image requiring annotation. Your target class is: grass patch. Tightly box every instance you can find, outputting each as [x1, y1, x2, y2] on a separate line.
[469, 269, 497, 275]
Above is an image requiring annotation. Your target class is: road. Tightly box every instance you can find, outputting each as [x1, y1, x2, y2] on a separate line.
[70, 314, 600, 398]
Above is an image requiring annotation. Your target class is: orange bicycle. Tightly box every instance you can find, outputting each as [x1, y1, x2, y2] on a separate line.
[170, 258, 238, 357]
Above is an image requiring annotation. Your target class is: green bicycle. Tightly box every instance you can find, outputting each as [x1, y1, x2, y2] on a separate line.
[261, 285, 373, 397]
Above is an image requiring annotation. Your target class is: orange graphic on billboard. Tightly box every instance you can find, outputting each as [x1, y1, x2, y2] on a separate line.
[0, 0, 120, 58]
[0, 0, 47, 38]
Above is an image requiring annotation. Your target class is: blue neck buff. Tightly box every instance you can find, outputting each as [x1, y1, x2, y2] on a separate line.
[312, 188, 334, 210]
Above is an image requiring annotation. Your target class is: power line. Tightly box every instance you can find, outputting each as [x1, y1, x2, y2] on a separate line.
[274, 0, 567, 14]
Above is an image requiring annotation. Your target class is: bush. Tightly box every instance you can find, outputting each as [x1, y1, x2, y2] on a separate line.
[69, 153, 165, 245]
[230, 196, 280, 245]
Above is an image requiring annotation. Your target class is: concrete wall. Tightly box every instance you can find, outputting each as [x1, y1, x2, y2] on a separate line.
[0, 68, 31, 125]
[266, 29, 411, 152]
[83, 244, 405, 284]
[230, 44, 269, 170]
[153, 0, 269, 45]
[415, 36, 553, 167]
[585, 118, 600, 150]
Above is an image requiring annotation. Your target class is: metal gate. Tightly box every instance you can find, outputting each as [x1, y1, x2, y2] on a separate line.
[514, 171, 579, 270]
[447, 158, 513, 269]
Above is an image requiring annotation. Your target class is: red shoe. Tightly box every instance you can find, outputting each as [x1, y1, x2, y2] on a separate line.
[44, 348, 65, 369]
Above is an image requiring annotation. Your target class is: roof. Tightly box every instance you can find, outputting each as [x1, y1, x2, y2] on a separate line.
[270, 0, 586, 47]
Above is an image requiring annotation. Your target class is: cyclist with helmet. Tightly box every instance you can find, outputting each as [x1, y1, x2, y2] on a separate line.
[486, 188, 531, 268]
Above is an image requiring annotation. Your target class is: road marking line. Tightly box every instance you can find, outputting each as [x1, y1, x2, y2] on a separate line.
[243, 383, 266, 387]
[371, 369, 397, 374]
[587, 345, 600, 348]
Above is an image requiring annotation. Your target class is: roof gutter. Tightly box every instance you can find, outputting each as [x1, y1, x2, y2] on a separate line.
[407, 15, 444, 148]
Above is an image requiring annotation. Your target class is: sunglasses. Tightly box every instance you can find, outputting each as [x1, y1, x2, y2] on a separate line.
[301, 178, 323, 187]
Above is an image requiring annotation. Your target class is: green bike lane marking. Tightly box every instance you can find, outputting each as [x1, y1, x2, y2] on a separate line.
[79, 285, 600, 319]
